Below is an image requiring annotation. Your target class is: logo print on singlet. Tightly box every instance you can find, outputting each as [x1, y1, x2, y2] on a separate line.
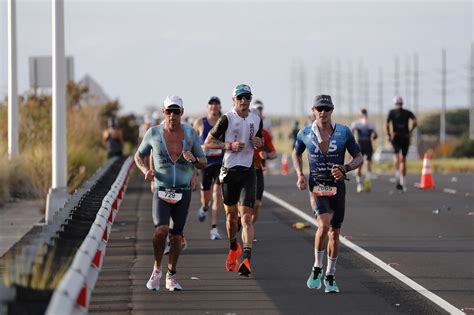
[312, 139, 338, 154]
[249, 123, 255, 141]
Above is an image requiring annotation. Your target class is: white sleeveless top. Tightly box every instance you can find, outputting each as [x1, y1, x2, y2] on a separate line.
[223, 108, 261, 169]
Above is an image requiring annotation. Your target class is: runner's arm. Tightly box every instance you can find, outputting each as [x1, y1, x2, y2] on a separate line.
[410, 113, 418, 133]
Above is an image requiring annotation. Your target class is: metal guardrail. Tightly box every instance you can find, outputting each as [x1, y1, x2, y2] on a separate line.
[0, 156, 134, 315]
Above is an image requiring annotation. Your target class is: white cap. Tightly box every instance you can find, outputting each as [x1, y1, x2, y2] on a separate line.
[163, 95, 184, 109]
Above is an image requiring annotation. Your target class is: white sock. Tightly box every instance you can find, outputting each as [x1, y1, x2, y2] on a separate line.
[314, 250, 325, 268]
[326, 256, 338, 275]
[400, 175, 405, 186]
[395, 170, 400, 179]
[367, 171, 372, 178]
[356, 176, 361, 184]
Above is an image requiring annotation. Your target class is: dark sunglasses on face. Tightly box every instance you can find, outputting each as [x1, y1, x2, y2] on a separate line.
[236, 94, 252, 101]
[315, 106, 333, 112]
[165, 108, 182, 115]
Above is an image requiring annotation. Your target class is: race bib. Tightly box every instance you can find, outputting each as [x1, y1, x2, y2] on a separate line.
[219, 167, 228, 184]
[158, 187, 183, 204]
[312, 184, 337, 197]
[206, 148, 223, 157]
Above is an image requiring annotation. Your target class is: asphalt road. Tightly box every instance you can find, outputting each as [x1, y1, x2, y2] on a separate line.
[90, 171, 473, 314]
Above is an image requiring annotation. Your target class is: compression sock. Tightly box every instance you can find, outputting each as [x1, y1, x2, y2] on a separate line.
[326, 256, 338, 276]
[356, 176, 361, 184]
[400, 175, 405, 186]
[242, 247, 252, 260]
[314, 250, 325, 268]
[167, 269, 176, 276]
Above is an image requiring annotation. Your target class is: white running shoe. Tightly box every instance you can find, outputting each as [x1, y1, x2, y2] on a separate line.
[165, 272, 183, 291]
[146, 267, 162, 291]
[210, 227, 222, 240]
[197, 207, 207, 222]
[356, 183, 364, 193]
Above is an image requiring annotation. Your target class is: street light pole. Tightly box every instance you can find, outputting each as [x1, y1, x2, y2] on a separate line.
[46, 0, 69, 223]
[8, 0, 19, 160]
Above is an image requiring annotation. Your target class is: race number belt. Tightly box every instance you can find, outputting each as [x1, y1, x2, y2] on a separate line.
[158, 187, 183, 204]
[312, 184, 337, 197]
[206, 148, 223, 157]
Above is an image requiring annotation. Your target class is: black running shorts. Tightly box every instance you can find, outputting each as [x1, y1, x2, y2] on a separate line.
[221, 166, 256, 208]
[391, 135, 410, 156]
[152, 189, 191, 235]
[255, 168, 264, 201]
[309, 182, 346, 229]
[200, 164, 221, 191]
[359, 143, 373, 161]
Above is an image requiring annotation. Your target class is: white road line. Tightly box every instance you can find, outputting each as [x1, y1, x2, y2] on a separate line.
[263, 191, 464, 315]
[443, 188, 457, 194]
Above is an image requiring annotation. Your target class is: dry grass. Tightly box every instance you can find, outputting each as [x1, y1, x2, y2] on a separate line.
[0, 98, 107, 207]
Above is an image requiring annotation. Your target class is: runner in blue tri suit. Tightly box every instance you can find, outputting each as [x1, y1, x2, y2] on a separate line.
[292, 95, 363, 293]
[193, 96, 224, 240]
[135, 95, 207, 292]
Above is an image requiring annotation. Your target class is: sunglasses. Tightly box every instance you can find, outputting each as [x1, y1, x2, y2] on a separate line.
[315, 106, 333, 112]
[236, 94, 252, 101]
[165, 108, 182, 115]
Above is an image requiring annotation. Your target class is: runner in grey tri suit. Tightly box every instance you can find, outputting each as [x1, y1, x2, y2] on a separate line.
[135, 95, 206, 292]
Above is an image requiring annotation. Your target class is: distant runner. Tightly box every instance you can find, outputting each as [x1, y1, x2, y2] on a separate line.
[292, 95, 362, 293]
[351, 108, 378, 192]
[193, 96, 224, 240]
[386, 96, 417, 192]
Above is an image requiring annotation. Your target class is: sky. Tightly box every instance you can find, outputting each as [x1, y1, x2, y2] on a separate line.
[0, 0, 472, 117]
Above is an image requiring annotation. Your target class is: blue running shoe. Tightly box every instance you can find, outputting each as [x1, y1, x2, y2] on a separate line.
[197, 207, 207, 222]
[307, 267, 323, 289]
[324, 275, 340, 293]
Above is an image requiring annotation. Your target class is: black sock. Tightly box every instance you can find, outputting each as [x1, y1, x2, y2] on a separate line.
[242, 247, 252, 260]
[167, 269, 176, 275]
[212, 224, 217, 229]
[203, 206, 209, 212]
[230, 239, 238, 251]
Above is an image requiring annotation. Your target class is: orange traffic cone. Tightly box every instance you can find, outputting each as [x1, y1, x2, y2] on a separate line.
[419, 152, 435, 189]
[281, 153, 289, 176]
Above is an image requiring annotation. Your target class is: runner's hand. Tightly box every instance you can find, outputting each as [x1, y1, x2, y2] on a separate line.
[331, 165, 345, 181]
[259, 151, 267, 159]
[144, 169, 154, 181]
[252, 137, 263, 149]
[231, 142, 245, 152]
[297, 174, 307, 190]
[183, 151, 196, 163]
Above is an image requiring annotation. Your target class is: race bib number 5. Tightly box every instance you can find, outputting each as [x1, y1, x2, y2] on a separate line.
[158, 187, 183, 204]
[312, 185, 337, 197]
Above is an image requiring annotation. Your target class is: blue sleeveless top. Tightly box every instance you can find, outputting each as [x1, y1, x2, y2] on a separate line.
[200, 117, 223, 167]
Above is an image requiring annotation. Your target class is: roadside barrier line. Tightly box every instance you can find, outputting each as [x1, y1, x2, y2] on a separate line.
[46, 157, 135, 315]
[263, 190, 464, 315]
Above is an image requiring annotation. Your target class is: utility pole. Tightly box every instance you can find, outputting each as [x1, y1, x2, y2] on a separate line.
[413, 52, 420, 154]
[299, 60, 306, 118]
[364, 67, 369, 108]
[394, 55, 400, 96]
[8, 0, 19, 160]
[378, 67, 384, 146]
[470, 42, 474, 140]
[440, 48, 447, 146]
[46, 0, 69, 223]
[348, 60, 354, 123]
[291, 60, 297, 118]
[335, 59, 342, 109]
[357, 59, 363, 109]
[405, 54, 411, 109]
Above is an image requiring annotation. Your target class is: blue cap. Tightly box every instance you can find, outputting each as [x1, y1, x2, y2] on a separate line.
[233, 84, 252, 97]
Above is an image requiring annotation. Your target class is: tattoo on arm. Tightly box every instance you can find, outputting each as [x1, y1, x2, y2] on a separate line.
[344, 153, 363, 172]
[205, 134, 225, 149]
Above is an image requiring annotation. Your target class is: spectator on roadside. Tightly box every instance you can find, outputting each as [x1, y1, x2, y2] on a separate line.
[102, 118, 124, 158]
